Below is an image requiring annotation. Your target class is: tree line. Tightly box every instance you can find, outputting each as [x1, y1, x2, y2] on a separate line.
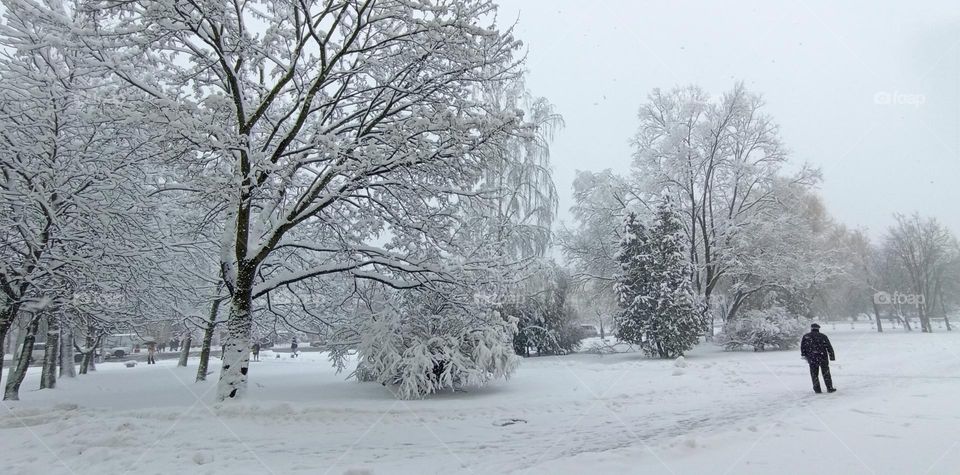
[561, 84, 959, 356]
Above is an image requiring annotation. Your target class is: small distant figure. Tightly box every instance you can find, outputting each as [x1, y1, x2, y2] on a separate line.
[290, 337, 298, 358]
[221, 343, 227, 360]
[252, 342, 261, 362]
[146, 342, 157, 365]
[158, 342, 167, 353]
[801, 323, 836, 394]
[169, 338, 178, 352]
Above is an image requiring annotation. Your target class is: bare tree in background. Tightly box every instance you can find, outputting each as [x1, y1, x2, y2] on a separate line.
[885, 213, 958, 333]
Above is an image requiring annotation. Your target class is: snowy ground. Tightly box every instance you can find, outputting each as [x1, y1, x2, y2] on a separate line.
[2, 328, 959, 474]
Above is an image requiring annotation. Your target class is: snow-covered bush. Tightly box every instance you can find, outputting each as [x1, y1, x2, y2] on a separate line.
[351, 301, 520, 399]
[499, 261, 584, 357]
[505, 298, 584, 357]
[716, 307, 808, 351]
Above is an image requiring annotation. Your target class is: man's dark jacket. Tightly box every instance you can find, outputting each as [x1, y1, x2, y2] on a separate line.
[800, 330, 835, 363]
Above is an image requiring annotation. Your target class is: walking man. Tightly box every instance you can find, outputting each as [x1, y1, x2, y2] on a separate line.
[801, 323, 836, 393]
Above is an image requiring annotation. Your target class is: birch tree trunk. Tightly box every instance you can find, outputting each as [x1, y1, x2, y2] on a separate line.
[4, 315, 40, 400]
[177, 334, 192, 367]
[196, 298, 224, 382]
[60, 328, 76, 378]
[39, 315, 60, 390]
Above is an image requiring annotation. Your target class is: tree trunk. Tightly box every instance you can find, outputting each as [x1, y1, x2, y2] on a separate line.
[216, 282, 254, 401]
[725, 291, 746, 323]
[78, 332, 100, 375]
[872, 301, 884, 333]
[4, 315, 40, 401]
[178, 335, 192, 367]
[897, 304, 912, 332]
[60, 328, 76, 378]
[702, 291, 714, 338]
[916, 287, 932, 332]
[79, 348, 91, 375]
[0, 304, 20, 378]
[39, 314, 60, 390]
[0, 320, 8, 379]
[88, 337, 98, 372]
[196, 298, 224, 382]
[941, 295, 952, 331]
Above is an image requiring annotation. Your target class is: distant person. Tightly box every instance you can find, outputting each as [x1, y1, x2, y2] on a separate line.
[290, 337, 298, 358]
[801, 323, 836, 393]
[146, 342, 157, 365]
[221, 343, 227, 360]
[252, 342, 261, 362]
[158, 342, 167, 353]
[169, 338, 178, 352]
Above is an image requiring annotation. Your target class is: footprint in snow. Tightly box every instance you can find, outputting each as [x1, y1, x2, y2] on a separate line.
[493, 418, 527, 427]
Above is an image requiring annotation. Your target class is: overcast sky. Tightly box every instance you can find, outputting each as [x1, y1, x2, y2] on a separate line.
[495, 0, 960, 239]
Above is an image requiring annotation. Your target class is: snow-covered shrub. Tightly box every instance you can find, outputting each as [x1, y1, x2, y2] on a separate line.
[502, 261, 584, 357]
[716, 307, 808, 351]
[505, 300, 584, 357]
[352, 302, 520, 399]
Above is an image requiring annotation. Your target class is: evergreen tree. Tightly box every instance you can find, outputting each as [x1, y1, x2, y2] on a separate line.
[616, 204, 704, 358]
[615, 213, 652, 349]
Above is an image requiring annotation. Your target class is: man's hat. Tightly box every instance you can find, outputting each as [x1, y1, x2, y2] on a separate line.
[811, 323, 821, 329]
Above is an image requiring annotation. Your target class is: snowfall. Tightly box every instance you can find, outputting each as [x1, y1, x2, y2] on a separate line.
[2, 326, 959, 475]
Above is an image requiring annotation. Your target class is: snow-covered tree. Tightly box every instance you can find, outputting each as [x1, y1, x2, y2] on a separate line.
[630, 83, 820, 329]
[615, 203, 704, 359]
[558, 169, 639, 340]
[559, 170, 637, 299]
[714, 186, 841, 323]
[59, 0, 543, 400]
[0, 1, 167, 398]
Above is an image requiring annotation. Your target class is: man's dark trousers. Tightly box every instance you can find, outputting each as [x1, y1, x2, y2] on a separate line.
[809, 360, 833, 392]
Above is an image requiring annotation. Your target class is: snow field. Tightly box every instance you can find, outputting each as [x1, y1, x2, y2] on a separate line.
[2, 330, 959, 474]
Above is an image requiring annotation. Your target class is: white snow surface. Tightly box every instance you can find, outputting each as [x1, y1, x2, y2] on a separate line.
[2, 328, 959, 474]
